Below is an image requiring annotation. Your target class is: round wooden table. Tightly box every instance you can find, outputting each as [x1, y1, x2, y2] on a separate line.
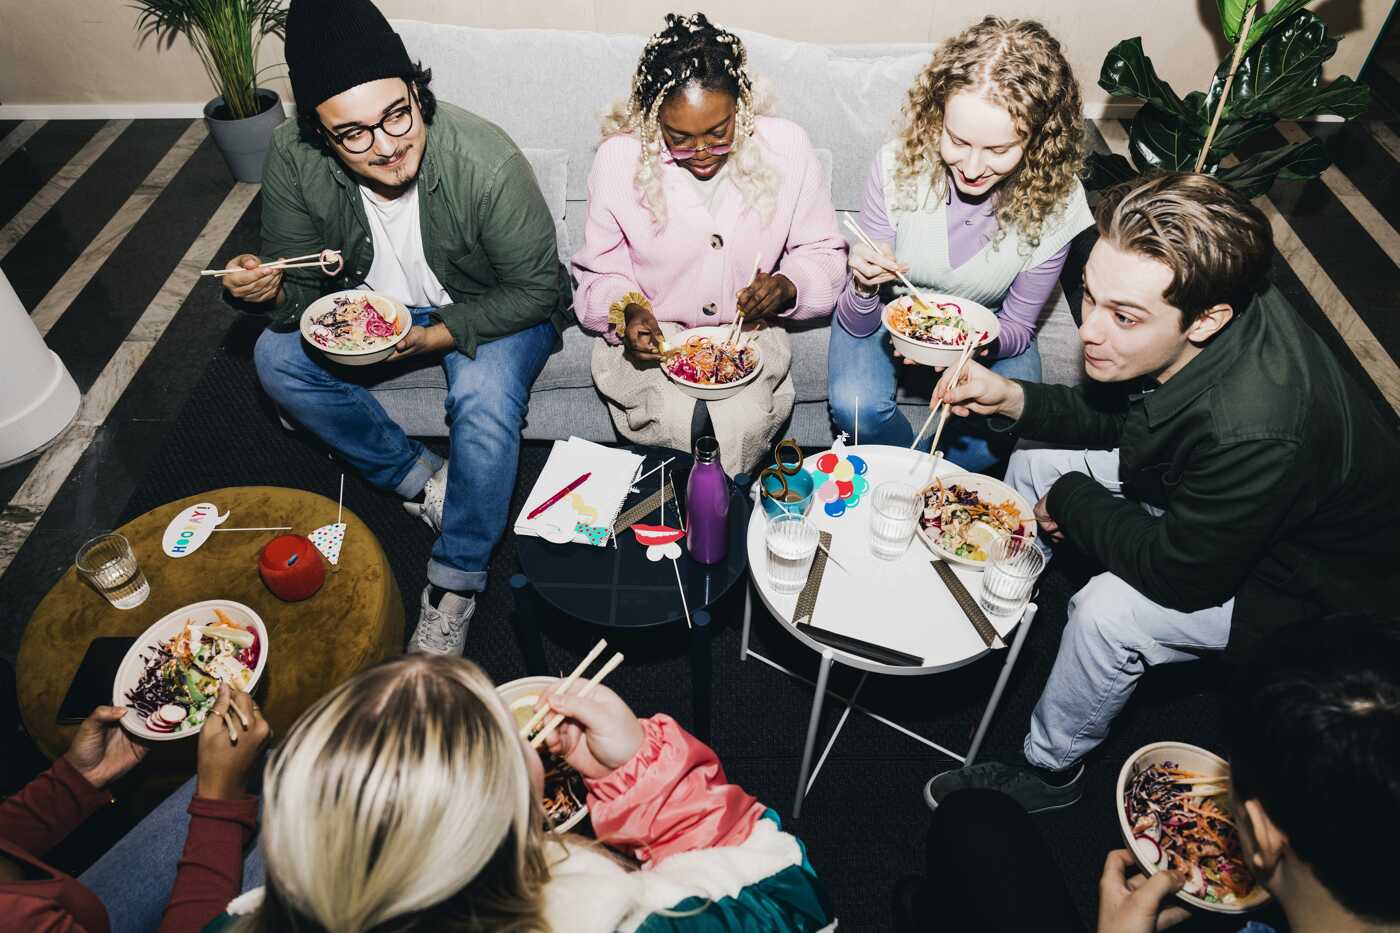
[18, 486, 404, 770]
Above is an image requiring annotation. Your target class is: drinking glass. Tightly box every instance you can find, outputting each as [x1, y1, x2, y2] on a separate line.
[868, 481, 922, 560]
[765, 513, 819, 595]
[76, 533, 150, 610]
[979, 534, 1046, 619]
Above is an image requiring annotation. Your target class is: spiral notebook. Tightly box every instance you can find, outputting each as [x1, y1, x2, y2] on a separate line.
[513, 438, 645, 546]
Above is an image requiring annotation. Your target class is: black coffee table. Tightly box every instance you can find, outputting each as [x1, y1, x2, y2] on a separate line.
[511, 445, 750, 740]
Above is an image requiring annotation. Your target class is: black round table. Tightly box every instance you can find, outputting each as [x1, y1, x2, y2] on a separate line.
[512, 445, 750, 740]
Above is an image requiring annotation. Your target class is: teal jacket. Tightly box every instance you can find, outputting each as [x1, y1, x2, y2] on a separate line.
[1010, 287, 1400, 654]
[257, 101, 570, 356]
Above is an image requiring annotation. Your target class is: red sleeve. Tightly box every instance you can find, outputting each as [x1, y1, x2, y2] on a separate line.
[0, 757, 110, 858]
[0, 895, 92, 932]
[155, 794, 258, 933]
[584, 715, 764, 866]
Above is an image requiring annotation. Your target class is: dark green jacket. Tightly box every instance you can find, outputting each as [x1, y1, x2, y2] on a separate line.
[1012, 287, 1400, 654]
[257, 102, 569, 355]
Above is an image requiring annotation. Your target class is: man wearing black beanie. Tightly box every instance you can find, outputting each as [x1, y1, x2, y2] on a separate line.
[220, 0, 569, 655]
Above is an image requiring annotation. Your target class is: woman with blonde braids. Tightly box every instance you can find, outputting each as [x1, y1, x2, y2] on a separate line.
[572, 12, 846, 473]
[203, 655, 833, 932]
[829, 16, 1093, 474]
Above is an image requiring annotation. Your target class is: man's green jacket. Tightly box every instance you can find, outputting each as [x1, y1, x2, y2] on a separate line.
[1010, 287, 1400, 655]
[257, 101, 570, 356]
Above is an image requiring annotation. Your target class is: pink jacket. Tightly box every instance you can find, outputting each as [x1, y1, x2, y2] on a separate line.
[571, 116, 846, 337]
[586, 715, 764, 865]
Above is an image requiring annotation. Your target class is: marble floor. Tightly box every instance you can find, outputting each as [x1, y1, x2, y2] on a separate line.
[1, 99, 1399, 654]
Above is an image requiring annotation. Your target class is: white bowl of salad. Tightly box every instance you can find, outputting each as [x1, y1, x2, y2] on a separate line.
[917, 471, 1037, 567]
[497, 676, 590, 834]
[882, 293, 999, 368]
[1117, 742, 1270, 913]
[113, 599, 269, 741]
[300, 290, 409, 366]
[660, 326, 763, 401]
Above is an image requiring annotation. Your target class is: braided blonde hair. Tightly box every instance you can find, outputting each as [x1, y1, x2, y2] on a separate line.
[893, 16, 1085, 249]
[601, 12, 777, 227]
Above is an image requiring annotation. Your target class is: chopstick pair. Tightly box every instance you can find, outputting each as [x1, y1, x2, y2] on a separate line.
[200, 250, 342, 277]
[842, 216, 934, 309]
[727, 253, 763, 348]
[908, 338, 980, 466]
[220, 688, 252, 743]
[519, 638, 625, 749]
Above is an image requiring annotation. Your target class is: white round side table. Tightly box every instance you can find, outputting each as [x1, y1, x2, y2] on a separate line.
[0, 270, 80, 467]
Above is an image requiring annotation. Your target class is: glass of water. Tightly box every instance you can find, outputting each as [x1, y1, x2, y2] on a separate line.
[765, 513, 819, 595]
[869, 481, 922, 560]
[76, 533, 150, 610]
[979, 534, 1046, 619]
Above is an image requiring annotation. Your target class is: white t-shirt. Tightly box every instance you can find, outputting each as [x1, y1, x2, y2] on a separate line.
[359, 183, 452, 309]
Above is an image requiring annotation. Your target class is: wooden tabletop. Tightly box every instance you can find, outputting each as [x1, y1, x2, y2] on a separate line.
[18, 486, 404, 765]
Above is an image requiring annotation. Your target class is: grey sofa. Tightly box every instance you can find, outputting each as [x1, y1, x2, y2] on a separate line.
[368, 21, 1084, 447]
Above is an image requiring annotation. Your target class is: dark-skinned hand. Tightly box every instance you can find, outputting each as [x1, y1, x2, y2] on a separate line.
[623, 302, 665, 363]
[65, 705, 148, 789]
[196, 683, 271, 801]
[736, 271, 796, 322]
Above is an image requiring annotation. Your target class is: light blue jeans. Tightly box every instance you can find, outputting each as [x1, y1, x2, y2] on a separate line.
[1003, 448, 1235, 771]
[78, 777, 263, 933]
[827, 320, 1042, 474]
[254, 312, 555, 592]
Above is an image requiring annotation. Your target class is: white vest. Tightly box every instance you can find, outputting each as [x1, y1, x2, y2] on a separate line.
[879, 141, 1092, 310]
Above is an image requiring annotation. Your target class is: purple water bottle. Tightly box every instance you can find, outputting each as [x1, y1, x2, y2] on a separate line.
[686, 436, 730, 564]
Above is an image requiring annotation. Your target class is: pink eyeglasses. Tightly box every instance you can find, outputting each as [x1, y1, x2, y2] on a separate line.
[664, 141, 735, 161]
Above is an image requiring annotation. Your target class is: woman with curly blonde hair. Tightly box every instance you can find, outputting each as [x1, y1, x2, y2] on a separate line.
[572, 12, 846, 473]
[829, 16, 1092, 474]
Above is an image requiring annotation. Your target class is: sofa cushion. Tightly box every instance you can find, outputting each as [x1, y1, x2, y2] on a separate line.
[520, 147, 569, 260]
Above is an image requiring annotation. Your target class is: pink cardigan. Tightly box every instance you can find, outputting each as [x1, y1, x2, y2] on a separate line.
[571, 116, 846, 337]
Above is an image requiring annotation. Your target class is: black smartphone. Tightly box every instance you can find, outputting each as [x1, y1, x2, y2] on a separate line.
[57, 637, 136, 724]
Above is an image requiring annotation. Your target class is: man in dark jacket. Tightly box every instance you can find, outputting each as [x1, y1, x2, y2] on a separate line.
[924, 173, 1400, 812]
[220, 0, 569, 654]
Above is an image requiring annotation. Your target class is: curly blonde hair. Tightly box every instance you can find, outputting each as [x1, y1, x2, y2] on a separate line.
[892, 16, 1084, 249]
[601, 12, 777, 227]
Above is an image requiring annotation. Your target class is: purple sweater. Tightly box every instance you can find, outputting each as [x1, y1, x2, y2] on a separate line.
[833, 158, 1071, 359]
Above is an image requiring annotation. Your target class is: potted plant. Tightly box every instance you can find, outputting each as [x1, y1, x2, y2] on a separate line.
[1084, 0, 1371, 196]
[133, 0, 289, 182]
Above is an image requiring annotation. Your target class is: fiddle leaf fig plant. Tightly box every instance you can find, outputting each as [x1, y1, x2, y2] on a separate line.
[1085, 1, 1370, 197]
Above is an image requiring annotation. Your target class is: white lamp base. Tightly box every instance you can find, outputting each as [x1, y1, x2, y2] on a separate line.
[0, 347, 80, 469]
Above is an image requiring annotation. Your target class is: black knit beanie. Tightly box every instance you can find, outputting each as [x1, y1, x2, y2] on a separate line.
[284, 0, 415, 111]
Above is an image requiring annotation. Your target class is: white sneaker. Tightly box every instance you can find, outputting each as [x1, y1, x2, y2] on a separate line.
[408, 585, 475, 655]
[403, 461, 448, 534]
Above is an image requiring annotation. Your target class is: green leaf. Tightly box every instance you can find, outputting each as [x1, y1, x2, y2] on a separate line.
[1215, 0, 1257, 42]
[1098, 38, 1198, 125]
[1082, 152, 1139, 191]
[1243, 0, 1312, 52]
[1128, 106, 1211, 174]
[1214, 137, 1328, 197]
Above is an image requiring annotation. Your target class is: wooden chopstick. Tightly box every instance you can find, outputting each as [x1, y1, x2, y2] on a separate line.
[200, 250, 341, 277]
[530, 652, 624, 749]
[909, 338, 979, 454]
[843, 216, 932, 308]
[518, 638, 607, 739]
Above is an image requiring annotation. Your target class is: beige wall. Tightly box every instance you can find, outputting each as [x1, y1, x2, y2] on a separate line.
[0, 0, 1388, 110]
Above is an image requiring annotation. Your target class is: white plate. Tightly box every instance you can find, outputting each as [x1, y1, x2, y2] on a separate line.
[299, 290, 410, 365]
[1117, 742, 1271, 914]
[660, 325, 763, 401]
[497, 675, 589, 834]
[113, 599, 269, 741]
[882, 294, 999, 368]
[916, 470, 1037, 567]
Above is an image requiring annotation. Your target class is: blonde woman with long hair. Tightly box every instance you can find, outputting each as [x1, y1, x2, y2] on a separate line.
[829, 16, 1093, 474]
[572, 12, 846, 473]
[202, 655, 832, 932]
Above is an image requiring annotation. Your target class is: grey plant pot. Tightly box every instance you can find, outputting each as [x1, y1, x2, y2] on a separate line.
[204, 88, 286, 183]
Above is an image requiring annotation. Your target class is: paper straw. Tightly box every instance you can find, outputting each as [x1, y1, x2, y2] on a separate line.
[337, 473, 344, 525]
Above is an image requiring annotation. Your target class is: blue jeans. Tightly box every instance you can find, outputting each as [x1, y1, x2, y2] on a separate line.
[78, 777, 263, 933]
[827, 319, 1042, 474]
[255, 312, 555, 592]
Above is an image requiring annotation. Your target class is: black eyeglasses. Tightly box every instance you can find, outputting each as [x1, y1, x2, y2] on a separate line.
[325, 90, 416, 154]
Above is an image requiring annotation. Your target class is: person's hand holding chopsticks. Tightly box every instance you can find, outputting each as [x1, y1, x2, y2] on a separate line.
[220, 254, 285, 304]
[736, 271, 796, 323]
[622, 302, 667, 363]
[535, 683, 643, 780]
[848, 240, 906, 295]
[931, 356, 1026, 421]
[195, 682, 271, 801]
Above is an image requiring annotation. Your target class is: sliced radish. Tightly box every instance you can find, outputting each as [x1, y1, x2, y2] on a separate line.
[1133, 835, 1164, 868]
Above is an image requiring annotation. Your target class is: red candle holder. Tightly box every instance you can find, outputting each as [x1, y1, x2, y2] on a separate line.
[259, 534, 325, 602]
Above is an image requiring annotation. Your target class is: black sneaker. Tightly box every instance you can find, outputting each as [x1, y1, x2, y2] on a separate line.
[923, 760, 1084, 814]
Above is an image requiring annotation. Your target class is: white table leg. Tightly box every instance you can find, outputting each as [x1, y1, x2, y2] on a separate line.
[793, 648, 835, 820]
[964, 603, 1038, 767]
[740, 582, 753, 662]
[806, 671, 868, 796]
